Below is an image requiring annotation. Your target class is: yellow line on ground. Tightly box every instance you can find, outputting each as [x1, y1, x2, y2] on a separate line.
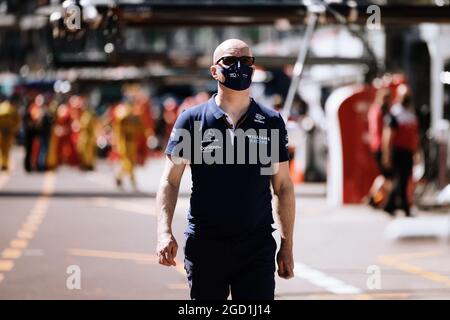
[303, 292, 411, 300]
[0, 172, 55, 286]
[41, 172, 56, 196]
[20, 223, 39, 233]
[380, 250, 445, 262]
[1, 248, 22, 260]
[378, 251, 450, 287]
[354, 292, 411, 300]
[25, 216, 44, 225]
[0, 260, 14, 272]
[68, 248, 186, 277]
[68, 248, 158, 263]
[16, 230, 34, 240]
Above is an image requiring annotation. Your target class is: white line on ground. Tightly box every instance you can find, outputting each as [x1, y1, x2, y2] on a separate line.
[294, 262, 362, 294]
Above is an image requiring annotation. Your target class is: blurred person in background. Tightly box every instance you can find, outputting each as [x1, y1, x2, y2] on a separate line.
[36, 95, 54, 171]
[290, 95, 308, 123]
[46, 97, 60, 170]
[382, 85, 419, 217]
[367, 88, 393, 208]
[369, 88, 392, 175]
[176, 96, 196, 116]
[104, 101, 122, 162]
[113, 101, 146, 190]
[132, 89, 155, 164]
[0, 95, 20, 171]
[176, 92, 211, 117]
[272, 94, 283, 113]
[162, 96, 178, 149]
[68, 95, 83, 159]
[77, 96, 98, 171]
[23, 94, 44, 172]
[51, 101, 78, 168]
[194, 91, 210, 105]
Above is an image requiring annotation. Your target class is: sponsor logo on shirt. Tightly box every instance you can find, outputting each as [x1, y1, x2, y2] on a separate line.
[247, 134, 270, 145]
[202, 129, 218, 143]
[254, 113, 265, 124]
[201, 129, 221, 153]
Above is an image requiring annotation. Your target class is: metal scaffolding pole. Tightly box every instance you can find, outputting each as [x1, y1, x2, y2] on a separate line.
[281, 1, 379, 121]
[281, 6, 320, 122]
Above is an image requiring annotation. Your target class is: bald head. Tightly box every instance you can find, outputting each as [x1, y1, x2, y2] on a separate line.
[213, 39, 252, 64]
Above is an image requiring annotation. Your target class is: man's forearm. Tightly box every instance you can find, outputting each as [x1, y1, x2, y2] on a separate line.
[156, 181, 180, 235]
[275, 183, 296, 247]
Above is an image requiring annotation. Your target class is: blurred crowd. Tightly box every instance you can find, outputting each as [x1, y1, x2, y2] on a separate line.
[0, 75, 425, 203]
[0, 84, 210, 189]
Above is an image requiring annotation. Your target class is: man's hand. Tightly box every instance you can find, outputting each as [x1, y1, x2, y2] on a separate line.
[276, 242, 294, 279]
[156, 232, 178, 266]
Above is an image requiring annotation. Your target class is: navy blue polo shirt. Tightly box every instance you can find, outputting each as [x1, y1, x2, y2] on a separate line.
[165, 94, 289, 238]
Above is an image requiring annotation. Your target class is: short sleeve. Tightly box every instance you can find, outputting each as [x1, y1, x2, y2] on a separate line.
[165, 110, 192, 160]
[272, 113, 290, 163]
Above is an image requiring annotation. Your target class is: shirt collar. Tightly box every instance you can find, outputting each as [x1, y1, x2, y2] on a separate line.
[209, 93, 257, 121]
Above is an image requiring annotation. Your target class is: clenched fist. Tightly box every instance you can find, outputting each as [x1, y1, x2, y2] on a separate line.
[156, 232, 178, 267]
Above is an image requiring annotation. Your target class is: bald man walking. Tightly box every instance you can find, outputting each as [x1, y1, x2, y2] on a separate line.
[156, 39, 295, 300]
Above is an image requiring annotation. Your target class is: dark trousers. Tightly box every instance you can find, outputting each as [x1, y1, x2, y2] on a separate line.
[384, 148, 413, 216]
[373, 150, 392, 178]
[24, 130, 36, 172]
[184, 231, 276, 300]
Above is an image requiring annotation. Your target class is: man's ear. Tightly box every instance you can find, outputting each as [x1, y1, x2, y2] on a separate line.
[210, 65, 222, 81]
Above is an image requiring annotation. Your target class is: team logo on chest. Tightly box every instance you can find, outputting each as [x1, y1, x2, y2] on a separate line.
[254, 113, 265, 124]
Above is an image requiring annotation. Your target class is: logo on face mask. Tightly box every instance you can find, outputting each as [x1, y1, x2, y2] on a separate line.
[218, 62, 253, 91]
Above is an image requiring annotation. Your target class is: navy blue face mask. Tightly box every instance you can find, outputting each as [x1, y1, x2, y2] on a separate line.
[217, 60, 254, 91]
